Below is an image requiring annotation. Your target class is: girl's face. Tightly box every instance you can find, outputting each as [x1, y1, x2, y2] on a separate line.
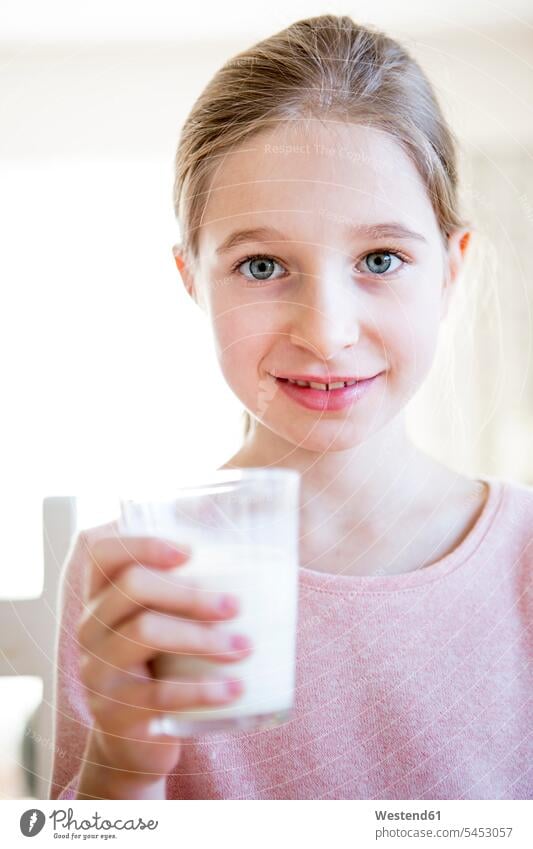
[178, 122, 468, 452]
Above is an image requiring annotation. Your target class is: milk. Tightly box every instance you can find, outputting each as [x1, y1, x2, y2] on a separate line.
[148, 541, 299, 734]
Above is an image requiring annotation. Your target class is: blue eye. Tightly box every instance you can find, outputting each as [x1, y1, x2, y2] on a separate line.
[233, 254, 286, 282]
[360, 251, 404, 275]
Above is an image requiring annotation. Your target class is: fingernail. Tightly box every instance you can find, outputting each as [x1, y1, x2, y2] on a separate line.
[229, 634, 252, 651]
[162, 542, 191, 561]
[225, 679, 243, 696]
[217, 594, 237, 614]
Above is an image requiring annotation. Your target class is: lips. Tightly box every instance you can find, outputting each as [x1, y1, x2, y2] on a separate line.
[272, 372, 383, 411]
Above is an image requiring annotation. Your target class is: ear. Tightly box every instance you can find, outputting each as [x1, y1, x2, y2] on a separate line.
[172, 243, 205, 311]
[440, 229, 471, 320]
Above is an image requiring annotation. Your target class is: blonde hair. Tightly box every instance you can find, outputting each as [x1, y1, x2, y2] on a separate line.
[173, 14, 468, 440]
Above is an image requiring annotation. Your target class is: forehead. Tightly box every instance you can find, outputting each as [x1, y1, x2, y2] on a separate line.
[199, 121, 438, 250]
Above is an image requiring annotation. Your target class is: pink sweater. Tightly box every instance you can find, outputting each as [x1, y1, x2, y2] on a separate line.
[48, 474, 532, 800]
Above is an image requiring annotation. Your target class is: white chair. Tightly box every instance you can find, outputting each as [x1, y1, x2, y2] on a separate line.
[0, 497, 77, 799]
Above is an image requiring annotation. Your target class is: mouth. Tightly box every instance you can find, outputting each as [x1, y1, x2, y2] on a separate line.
[270, 372, 384, 411]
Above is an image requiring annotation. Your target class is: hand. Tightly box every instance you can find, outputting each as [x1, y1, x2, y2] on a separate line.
[75, 525, 253, 795]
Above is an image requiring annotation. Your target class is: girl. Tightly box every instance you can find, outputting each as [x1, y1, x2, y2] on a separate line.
[49, 15, 532, 800]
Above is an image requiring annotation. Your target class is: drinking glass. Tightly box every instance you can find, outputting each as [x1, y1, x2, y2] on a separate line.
[118, 467, 301, 736]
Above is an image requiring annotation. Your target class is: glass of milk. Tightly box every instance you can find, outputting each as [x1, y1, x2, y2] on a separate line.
[117, 467, 301, 736]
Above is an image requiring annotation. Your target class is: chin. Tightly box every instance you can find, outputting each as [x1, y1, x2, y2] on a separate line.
[272, 417, 373, 453]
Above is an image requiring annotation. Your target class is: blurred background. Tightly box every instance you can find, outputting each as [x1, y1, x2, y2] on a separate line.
[1, 0, 532, 798]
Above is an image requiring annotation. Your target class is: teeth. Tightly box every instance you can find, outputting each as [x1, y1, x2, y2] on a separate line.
[286, 378, 358, 390]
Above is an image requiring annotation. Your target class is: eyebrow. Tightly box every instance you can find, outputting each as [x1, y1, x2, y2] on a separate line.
[215, 222, 427, 254]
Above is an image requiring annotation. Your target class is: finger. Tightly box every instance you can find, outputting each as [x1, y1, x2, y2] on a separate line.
[93, 611, 253, 675]
[77, 564, 240, 654]
[86, 675, 245, 734]
[80, 530, 191, 600]
[79, 653, 149, 696]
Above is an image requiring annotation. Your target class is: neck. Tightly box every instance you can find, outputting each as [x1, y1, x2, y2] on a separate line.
[221, 412, 460, 534]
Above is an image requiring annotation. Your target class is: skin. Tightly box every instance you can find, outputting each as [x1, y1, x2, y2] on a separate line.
[174, 120, 488, 577]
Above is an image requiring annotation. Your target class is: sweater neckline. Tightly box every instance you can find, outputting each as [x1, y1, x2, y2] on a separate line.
[298, 475, 506, 593]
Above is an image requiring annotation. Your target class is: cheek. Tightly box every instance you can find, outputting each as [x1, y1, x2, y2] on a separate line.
[209, 285, 278, 364]
[210, 310, 270, 397]
[388, 293, 442, 385]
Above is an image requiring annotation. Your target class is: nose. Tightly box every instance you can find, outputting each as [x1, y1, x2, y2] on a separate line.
[287, 267, 363, 362]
